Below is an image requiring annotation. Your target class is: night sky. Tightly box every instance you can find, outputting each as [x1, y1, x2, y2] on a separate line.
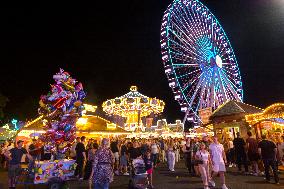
[1, 0, 284, 122]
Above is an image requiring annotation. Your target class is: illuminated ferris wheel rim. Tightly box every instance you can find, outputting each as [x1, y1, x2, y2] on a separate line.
[160, 0, 243, 121]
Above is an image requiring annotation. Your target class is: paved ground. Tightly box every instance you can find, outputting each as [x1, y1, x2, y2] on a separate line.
[0, 161, 283, 189]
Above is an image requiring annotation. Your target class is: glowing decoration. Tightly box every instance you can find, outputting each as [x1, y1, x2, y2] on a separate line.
[107, 123, 117, 130]
[38, 68, 86, 151]
[77, 117, 88, 125]
[246, 103, 284, 125]
[102, 86, 165, 131]
[11, 119, 18, 130]
[83, 104, 97, 113]
[3, 123, 9, 130]
[160, 0, 243, 123]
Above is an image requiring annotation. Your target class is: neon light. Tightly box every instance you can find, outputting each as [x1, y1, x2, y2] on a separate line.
[160, 0, 243, 123]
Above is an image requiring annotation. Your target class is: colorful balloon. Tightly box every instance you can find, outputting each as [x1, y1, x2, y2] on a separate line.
[39, 68, 86, 154]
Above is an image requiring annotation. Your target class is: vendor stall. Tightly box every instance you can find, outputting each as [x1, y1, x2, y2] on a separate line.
[210, 100, 263, 140]
[245, 103, 284, 139]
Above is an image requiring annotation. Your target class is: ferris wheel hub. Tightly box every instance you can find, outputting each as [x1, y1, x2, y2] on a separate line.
[215, 55, 223, 68]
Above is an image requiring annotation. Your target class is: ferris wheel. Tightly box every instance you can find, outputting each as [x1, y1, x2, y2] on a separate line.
[160, 0, 243, 123]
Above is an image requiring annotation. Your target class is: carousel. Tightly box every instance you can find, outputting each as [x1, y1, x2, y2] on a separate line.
[102, 86, 165, 132]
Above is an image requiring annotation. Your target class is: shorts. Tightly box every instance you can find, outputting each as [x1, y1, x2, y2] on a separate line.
[248, 152, 260, 161]
[212, 162, 226, 172]
[146, 168, 153, 174]
[114, 152, 119, 161]
[8, 164, 21, 178]
[120, 155, 128, 166]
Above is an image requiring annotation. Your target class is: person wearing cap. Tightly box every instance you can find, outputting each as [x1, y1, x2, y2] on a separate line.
[4, 140, 32, 189]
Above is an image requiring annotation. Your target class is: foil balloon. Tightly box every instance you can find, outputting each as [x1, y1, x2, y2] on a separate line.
[38, 68, 86, 155]
[64, 124, 71, 133]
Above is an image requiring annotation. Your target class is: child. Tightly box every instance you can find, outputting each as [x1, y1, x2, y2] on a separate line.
[144, 150, 154, 189]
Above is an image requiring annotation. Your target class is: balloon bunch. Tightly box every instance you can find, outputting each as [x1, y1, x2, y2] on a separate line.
[38, 68, 86, 153]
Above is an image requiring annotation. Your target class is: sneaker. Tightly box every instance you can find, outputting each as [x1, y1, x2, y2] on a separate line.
[259, 172, 265, 176]
[79, 177, 83, 180]
[123, 172, 130, 176]
[114, 170, 120, 175]
[209, 180, 216, 187]
[222, 184, 228, 189]
[228, 164, 233, 168]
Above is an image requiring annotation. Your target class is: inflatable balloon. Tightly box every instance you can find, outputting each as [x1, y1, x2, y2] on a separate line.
[38, 68, 86, 154]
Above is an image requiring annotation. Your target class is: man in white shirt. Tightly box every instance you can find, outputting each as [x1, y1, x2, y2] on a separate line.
[209, 136, 228, 189]
[151, 141, 159, 167]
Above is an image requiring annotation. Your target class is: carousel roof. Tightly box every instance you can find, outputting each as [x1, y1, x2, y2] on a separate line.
[119, 86, 148, 98]
[102, 86, 165, 117]
[211, 100, 263, 118]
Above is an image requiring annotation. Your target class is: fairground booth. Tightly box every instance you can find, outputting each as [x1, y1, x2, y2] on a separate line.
[16, 104, 130, 142]
[245, 103, 284, 139]
[209, 100, 263, 140]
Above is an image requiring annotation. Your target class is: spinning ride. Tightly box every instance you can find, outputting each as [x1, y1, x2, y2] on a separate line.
[102, 86, 165, 131]
[161, 0, 243, 123]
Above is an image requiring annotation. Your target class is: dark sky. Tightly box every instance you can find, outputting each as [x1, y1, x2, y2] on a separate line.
[1, 0, 284, 122]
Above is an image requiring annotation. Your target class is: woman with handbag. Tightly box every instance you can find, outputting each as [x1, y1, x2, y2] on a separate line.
[195, 143, 211, 189]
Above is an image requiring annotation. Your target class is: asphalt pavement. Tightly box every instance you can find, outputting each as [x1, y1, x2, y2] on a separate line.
[0, 160, 283, 189]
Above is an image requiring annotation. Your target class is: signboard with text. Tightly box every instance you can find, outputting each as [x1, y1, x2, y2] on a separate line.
[198, 107, 212, 124]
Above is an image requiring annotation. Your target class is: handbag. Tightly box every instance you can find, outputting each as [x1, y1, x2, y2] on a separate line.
[194, 151, 203, 165]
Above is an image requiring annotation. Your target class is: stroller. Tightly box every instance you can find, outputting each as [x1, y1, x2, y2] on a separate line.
[128, 157, 149, 189]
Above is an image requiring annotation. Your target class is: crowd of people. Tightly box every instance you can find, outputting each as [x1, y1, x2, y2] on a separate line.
[0, 131, 283, 189]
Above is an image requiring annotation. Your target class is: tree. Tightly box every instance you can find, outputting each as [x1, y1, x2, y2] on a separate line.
[0, 93, 9, 119]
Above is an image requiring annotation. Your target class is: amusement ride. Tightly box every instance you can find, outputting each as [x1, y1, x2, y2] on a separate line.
[102, 86, 165, 131]
[161, 0, 243, 124]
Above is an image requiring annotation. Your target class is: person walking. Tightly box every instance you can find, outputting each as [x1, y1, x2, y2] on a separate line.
[192, 137, 200, 176]
[195, 143, 212, 189]
[159, 138, 166, 163]
[233, 132, 249, 174]
[144, 150, 154, 189]
[258, 135, 279, 185]
[167, 141, 175, 172]
[84, 143, 99, 180]
[276, 136, 284, 166]
[226, 138, 235, 167]
[75, 136, 87, 180]
[110, 139, 119, 175]
[93, 138, 114, 189]
[151, 140, 159, 168]
[246, 131, 260, 175]
[28, 139, 41, 173]
[209, 136, 229, 189]
[182, 139, 193, 174]
[4, 140, 33, 189]
[174, 139, 180, 163]
[120, 140, 129, 175]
